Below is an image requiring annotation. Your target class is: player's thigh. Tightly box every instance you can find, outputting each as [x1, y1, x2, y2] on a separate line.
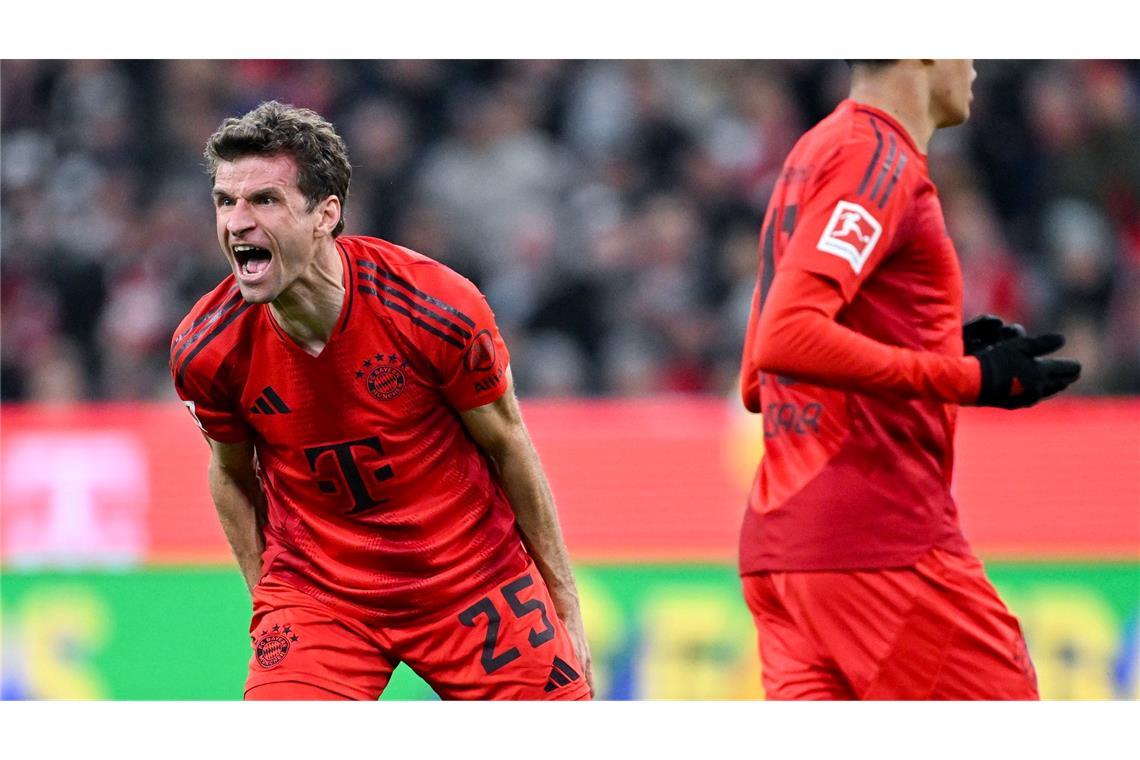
[917, 550, 1037, 700]
[245, 578, 396, 701]
[861, 549, 1038, 700]
[395, 563, 590, 700]
[741, 574, 855, 700]
[776, 565, 932, 698]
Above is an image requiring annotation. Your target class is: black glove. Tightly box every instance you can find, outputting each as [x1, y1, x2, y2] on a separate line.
[974, 333, 1082, 409]
[963, 314, 1026, 356]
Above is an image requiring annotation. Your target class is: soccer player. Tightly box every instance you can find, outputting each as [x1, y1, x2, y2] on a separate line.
[738, 60, 1081, 699]
[171, 101, 592, 700]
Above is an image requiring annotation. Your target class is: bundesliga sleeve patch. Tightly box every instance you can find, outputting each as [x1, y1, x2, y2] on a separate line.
[816, 200, 883, 274]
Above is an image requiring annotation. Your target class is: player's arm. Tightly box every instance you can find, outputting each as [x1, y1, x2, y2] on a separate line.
[755, 267, 981, 402]
[460, 369, 594, 695]
[750, 133, 1079, 407]
[205, 436, 267, 596]
[172, 297, 266, 595]
[753, 227, 1079, 407]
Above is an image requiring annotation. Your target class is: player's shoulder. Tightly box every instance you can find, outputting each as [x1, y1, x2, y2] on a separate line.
[344, 234, 479, 293]
[170, 274, 258, 386]
[804, 100, 924, 200]
[829, 101, 921, 168]
[346, 234, 484, 350]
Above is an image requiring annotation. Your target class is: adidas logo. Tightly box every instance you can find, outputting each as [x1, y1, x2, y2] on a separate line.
[250, 386, 292, 415]
[543, 656, 581, 693]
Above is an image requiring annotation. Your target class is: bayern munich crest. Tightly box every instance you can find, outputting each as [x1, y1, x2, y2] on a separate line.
[356, 351, 407, 401]
[252, 623, 299, 669]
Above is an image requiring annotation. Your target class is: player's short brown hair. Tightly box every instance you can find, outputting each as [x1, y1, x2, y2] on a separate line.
[205, 100, 351, 237]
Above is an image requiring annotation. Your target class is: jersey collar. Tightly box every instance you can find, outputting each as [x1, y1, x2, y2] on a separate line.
[844, 99, 926, 160]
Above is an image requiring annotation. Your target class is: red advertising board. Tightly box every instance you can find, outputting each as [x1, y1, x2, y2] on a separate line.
[2, 398, 1138, 564]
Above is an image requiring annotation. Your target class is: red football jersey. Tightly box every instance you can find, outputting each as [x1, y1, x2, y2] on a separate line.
[172, 236, 527, 623]
[740, 100, 970, 572]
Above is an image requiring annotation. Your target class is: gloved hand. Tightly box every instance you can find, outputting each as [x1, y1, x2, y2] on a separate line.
[962, 314, 1026, 356]
[973, 332, 1082, 409]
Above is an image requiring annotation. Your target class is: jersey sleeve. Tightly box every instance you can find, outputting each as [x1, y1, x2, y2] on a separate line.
[406, 265, 512, 412]
[754, 267, 981, 403]
[782, 135, 917, 303]
[170, 338, 252, 443]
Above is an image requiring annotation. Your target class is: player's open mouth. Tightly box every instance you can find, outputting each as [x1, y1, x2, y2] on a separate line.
[233, 244, 273, 278]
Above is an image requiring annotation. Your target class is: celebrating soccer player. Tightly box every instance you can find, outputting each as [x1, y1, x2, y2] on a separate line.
[738, 60, 1081, 699]
[171, 101, 591, 700]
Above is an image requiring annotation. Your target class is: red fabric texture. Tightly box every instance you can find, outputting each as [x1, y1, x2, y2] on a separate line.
[244, 561, 590, 701]
[742, 547, 1039, 700]
[245, 682, 349, 700]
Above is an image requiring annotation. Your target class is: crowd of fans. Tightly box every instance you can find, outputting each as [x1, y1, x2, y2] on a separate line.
[2, 60, 1138, 401]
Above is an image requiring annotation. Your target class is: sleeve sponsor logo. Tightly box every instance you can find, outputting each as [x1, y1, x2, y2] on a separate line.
[474, 364, 505, 394]
[464, 330, 497, 373]
[816, 200, 882, 274]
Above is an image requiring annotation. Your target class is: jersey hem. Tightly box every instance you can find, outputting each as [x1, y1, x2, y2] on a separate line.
[738, 540, 972, 575]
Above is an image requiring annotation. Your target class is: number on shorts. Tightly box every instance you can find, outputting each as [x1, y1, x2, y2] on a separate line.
[458, 597, 521, 675]
[501, 574, 556, 648]
[457, 573, 556, 675]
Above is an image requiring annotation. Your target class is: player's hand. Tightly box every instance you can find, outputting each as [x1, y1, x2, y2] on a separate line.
[555, 598, 595, 698]
[973, 333, 1081, 409]
[962, 314, 1026, 356]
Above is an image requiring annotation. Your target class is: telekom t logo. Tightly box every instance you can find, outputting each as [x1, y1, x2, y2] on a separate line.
[1, 433, 148, 566]
[303, 436, 395, 515]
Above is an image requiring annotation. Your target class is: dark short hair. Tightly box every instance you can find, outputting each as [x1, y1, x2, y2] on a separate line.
[204, 100, 351, 237]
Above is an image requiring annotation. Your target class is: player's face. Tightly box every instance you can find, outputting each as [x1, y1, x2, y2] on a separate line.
[930, 59, 977, 128]
[212, 154, 336, 304]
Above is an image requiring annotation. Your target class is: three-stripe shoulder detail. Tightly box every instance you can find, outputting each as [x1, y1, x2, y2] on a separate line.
[854, 112, 911, 208]
[171, 287, 239, 358]
[355, 259, 475, 350]
[173, 293, 255, 382]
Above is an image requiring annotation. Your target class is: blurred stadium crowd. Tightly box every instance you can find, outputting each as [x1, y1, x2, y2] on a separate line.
[2, 59, 1138, 401]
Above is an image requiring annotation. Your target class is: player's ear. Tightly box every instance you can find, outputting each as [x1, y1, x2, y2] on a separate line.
[314, 195, 341, 237]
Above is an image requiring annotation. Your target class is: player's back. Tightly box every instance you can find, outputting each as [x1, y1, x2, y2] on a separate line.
[172, 236, 527, 624]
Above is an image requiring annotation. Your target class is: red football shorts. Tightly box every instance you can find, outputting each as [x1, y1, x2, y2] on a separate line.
[244, 560, 591, 701]
[741, 547, 1039, 700]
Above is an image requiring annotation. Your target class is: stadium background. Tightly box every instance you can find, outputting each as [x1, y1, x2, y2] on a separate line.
[1, 59, 1137, 700]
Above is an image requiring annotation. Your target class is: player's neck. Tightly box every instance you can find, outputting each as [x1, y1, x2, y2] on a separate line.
[849, 71, 937, 154]
[269, 240, 344, 356]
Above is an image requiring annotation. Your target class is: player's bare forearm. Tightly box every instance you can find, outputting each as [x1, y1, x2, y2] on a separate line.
[480, 429, 594, 693]
[461, 381, 581, 605]
[460, 372, 594, 692]
[206, 438, 267, 596]
[495, 440, 580, 607]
